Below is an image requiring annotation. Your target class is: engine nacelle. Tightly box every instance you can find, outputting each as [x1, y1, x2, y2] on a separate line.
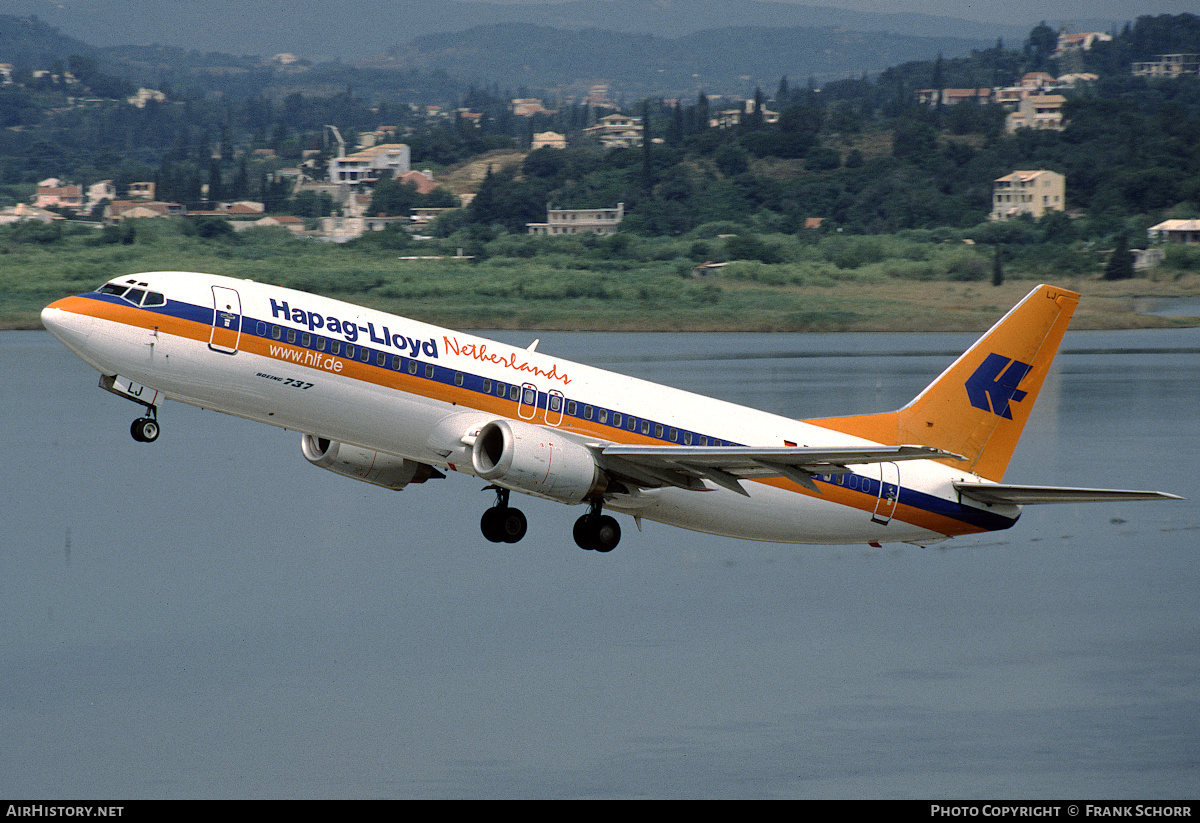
[470, 419, 605, 504]
[301, 434, 441, 491]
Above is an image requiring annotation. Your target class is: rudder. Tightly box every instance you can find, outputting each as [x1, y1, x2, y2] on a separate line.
[811, 284, 1079, 481]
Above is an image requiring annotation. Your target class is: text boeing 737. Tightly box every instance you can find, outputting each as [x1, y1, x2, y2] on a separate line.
[41, 272, 1178, 552]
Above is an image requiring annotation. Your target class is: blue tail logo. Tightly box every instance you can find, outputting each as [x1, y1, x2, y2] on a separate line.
[965, 353, 1031, 419]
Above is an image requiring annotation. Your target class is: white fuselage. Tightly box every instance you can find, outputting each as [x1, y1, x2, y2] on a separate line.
[42, 271, 1014, 546]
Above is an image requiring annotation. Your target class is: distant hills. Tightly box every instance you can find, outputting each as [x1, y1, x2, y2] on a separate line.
[0, 0, 1034, 62]
[0, 3, 1031, 98]
[380, 23, 994, 96]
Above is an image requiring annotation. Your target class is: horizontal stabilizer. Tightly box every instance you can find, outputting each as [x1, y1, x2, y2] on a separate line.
[954, 482, 1182, 506]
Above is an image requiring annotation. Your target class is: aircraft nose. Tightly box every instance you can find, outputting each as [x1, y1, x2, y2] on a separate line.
[41, 300, 94, 351]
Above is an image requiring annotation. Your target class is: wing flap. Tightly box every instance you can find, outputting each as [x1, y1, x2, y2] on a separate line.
[954, 482, 1182, 505]
[597, 444, 961, 495]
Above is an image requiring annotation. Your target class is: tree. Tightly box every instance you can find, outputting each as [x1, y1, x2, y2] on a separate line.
[931, 53, 945, 117]
[776, 75, 790, 107]
[207, 158, 223, 203]
[191, 215, 235, 239]
[368, 179, 420, 216]
[641, 98, 654, 193]
[695, 92, 709, 133]
[1025, 21, 1058, 70]
[1104, 232, 1136, 280]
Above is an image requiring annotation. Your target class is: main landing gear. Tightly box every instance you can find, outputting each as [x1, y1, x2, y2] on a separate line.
[573, 500, 621, 553]
[480, 486, 528, 544]
[478, 488, 622, 553]
[130, 407, 160, 443]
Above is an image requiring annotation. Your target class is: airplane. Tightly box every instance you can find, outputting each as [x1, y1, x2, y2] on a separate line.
[41, 272, 1178, 553]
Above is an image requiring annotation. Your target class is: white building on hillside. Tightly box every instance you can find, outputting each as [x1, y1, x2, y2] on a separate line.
[329, 144, 411, 185]
[528, 203, 624, 236]
[991, 170, 1065, 221]
[1006, 94, 1067, 133]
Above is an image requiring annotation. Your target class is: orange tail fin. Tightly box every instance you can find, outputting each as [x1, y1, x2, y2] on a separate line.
[811, 284, 1079, 481]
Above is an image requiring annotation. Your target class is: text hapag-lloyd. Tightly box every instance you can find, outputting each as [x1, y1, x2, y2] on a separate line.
[270, 298, 438, 358]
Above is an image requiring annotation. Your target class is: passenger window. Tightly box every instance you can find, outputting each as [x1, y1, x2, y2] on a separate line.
[408, 359, 418, 374]
[583, 405, 593, 420]
[316, 337, 326, 351]
[330, 340, 341, 355]
[613, 413, 623, 427]
[256, 321, 267, 336]
[641, 420, 650, 435]
[550, 395, 561, 411]
[345, 344, 356, 359]
[302, 332, 311, 347]
[376, 352, 386, 366]
[567, 400, 577, 416]
[454, 372, 464, 387]
[287, 329, 296, 344]
[509, 385, 519, 400]
[683, 431, 692, 445]
[426, 363, 435, 379]
[496, 382, 505, 396]
[669, 428, 677, 442]
[361, 347, 371, 362]
[392, 355, 402, 370]
[598, 409, 608, 424]
[629, 417, 638, 431]
[272, 325, 282, 340]
[482, 379, 492, 393]
[655, 424, 664, 438]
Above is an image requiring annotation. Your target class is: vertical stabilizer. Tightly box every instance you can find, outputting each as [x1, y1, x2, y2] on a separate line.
[811, 284, 1079, 481]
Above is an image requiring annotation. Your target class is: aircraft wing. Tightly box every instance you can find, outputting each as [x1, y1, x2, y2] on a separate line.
[596, 444, 962, 496]
[954, 482, 1182, 506]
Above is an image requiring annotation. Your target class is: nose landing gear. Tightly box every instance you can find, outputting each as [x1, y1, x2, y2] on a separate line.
[98, 375, 162, 443]
[130, 413, 160, 443]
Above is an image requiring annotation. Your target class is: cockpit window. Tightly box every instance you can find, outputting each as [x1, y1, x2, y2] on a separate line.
[97, 281, 165, 307]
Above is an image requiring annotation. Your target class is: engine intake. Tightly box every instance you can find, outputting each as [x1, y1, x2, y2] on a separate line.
[301, 434, 442, 490]
[471, 419, 605, 503]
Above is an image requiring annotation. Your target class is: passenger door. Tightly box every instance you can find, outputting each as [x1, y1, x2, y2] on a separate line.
[209, 286, 242, 354]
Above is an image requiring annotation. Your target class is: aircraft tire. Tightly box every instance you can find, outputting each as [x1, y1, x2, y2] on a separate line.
[482, 506, 527, 544]
[573, 515, 595, 550]
[593, 515, 620, 552]
[481, 507, 506, 543]
[131, 417, 159, 443]
[573, 514, 620, 552]
[499, 507, 527, 543]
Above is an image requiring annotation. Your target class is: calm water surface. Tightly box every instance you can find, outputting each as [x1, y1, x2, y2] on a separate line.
[2, 327, 1198, 798]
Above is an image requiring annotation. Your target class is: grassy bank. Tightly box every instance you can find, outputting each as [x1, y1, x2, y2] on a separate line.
[4, 219, 1199, 332]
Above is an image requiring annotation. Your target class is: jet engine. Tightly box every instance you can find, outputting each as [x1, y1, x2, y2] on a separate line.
[301, 434, 442, 490]
[470, 419, 605, 504]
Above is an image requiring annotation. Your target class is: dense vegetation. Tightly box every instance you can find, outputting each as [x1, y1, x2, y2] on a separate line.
[3, 14, 1200, 330]
[448, 16, 1200, 239]
[3, 15, 1199, 233]
[6, 216, 1199, 331]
